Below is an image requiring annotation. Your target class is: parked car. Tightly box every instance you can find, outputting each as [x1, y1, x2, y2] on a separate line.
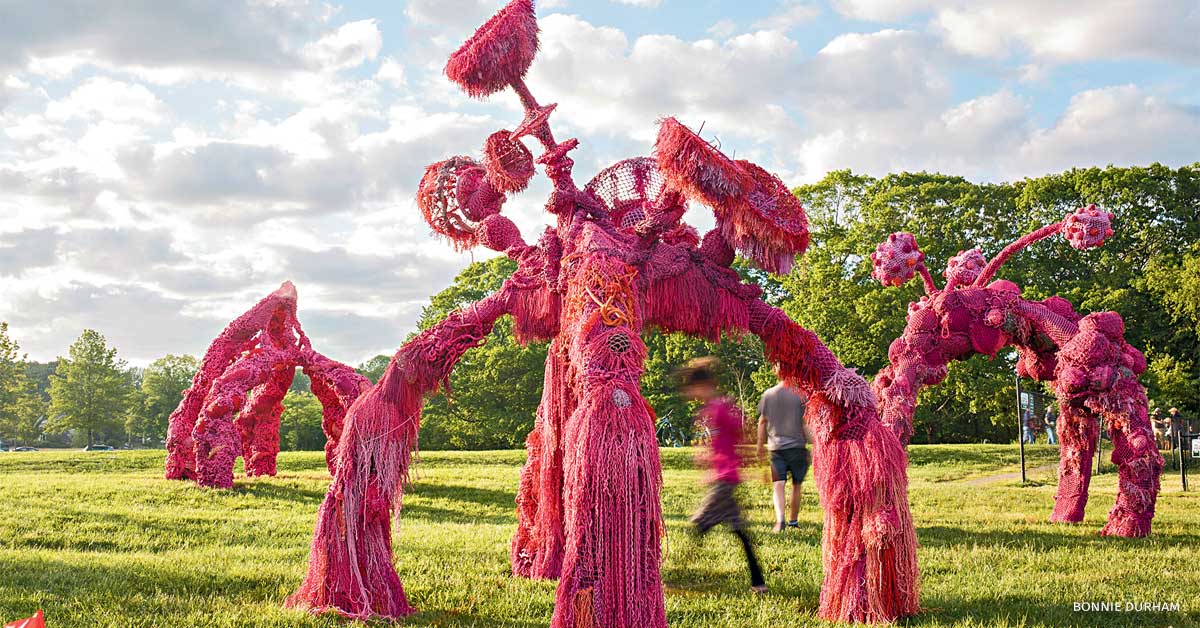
[12, 446, 38, 452]
[83, 444, 115, 451]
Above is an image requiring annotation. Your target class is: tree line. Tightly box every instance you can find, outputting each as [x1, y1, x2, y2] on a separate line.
[2, 164, 1196, 450]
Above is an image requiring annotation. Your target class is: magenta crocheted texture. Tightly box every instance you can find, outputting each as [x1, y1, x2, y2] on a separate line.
[871, 205, 1161, 539]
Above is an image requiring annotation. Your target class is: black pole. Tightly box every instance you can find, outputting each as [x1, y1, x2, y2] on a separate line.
[1179, 428, 1187, 492]
[1016, 375, 1026, 483]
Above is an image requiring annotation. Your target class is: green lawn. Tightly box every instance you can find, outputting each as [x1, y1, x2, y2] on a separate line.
[0, 445, 1195, 628]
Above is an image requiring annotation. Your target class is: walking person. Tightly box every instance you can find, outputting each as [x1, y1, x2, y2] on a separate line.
[1167, 408, 1191, 452]
[678, 357, 767, 594]
[756, 367, 811, 533]
[1043, 405, 1058, 446]
[1022, 407, 1037, 444]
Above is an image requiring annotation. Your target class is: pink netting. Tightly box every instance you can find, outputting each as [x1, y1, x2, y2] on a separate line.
[175, 1, 923, 624]
[870, 212, 1162, 538]
[165, 282, 370, 489]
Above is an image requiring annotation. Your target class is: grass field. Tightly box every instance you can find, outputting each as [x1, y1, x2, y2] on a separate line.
[0, 445, 1195, 628]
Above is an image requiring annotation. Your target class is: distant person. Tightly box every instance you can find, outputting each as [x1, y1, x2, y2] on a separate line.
[1042, 406, 1058, 446]
[678, 357, 767, 595]
[1150, 408, 1166, 449]
[756, 367, 811, 533]
[1167, 408, 1190, 450]
[1022, 408, 1037, 444]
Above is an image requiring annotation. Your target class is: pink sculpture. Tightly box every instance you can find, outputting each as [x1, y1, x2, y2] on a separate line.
[164, 281, 370, 488]
[169, 1, 919, 624]
[871, 205, 1163, 537]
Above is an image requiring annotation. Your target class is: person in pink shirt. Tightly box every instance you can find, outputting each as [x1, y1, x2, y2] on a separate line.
[679, 357, 766, 594]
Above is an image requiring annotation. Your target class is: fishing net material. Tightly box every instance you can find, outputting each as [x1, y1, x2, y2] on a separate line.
[171, 0, 922, 624]
[871, 208, 1162, 538]
[164, 281, 370, 489]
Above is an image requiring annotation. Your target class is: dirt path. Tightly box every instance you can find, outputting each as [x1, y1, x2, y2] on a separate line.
[964, 463, 1058, 486]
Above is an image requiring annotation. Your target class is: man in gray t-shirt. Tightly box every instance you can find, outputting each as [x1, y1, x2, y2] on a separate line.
[756, 372, 811, 533]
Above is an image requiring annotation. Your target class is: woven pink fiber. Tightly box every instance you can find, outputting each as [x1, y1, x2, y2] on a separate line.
[164, 281, 369, 488]
[871, 208, 1162, 537]
[173, 0, 919, 624]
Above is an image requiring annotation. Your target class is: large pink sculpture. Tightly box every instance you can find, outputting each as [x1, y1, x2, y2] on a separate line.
[168, 1, 918, 625]
[164, 281, 370, 487]
[870, 206, 1163, 537]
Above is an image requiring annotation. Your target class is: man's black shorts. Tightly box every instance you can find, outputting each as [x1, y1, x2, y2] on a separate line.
[770, 447, 809, 483]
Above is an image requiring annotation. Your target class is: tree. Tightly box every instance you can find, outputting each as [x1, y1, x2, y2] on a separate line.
[47, 329, 132, 447]
[357, 355, 391, 383]
[0, 323, 46, 447]
[126, 354, 198, 446]
[278, 390, 326, 451]
[416, 257, 549, 450]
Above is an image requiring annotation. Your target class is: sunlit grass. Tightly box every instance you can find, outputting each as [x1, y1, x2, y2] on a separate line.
[0, 445, 1195, 627]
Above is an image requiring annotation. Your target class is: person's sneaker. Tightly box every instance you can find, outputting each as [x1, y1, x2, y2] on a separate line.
[751, 584, 768, 595]
[787, 520, 800, 529]
[772, 520, 785, 533]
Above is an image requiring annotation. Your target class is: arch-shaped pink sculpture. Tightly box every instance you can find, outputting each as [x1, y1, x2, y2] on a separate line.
[169, 1, 919, 624]
[870, 206, 1163, 537]
[164, 281, 370, 487]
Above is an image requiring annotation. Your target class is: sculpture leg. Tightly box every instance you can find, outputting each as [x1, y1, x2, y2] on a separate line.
[191, 354, 286, 488]
[238, 367, 295, 477]
[1099, 381, 1163, 537]
[286, 366, 417, 618]
[164, 397, 201, 480]
[1050, 403, 1098, 523]
[751, 302, 919, 623]
[288, 286, 512, 619]
[304, 357, 370, 476]
[511, 340, 571, 579]
[550, 380, 664, 628]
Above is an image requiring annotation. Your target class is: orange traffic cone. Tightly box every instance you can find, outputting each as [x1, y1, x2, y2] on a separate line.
[4, 610, 44, 628]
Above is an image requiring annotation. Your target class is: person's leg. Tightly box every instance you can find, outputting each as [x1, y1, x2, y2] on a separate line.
[769, 451, 787, 532]
[732, 528, 766, 590]
[771, 481, 786, 531]
[787, 448, 809, 526]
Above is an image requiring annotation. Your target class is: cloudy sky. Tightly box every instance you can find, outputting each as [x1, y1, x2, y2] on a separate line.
[1, 0, 1198, 366]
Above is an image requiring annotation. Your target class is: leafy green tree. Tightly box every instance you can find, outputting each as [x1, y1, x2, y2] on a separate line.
[47, 329, 132, 447]
[0, 323, 46, 447]
[416, 257, 549, 450]
[357, 354, 391, 383]
[125, 354, 198, 446]
[278, 390, 326, 451]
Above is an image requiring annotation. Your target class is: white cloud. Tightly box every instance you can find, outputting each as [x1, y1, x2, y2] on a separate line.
[1018, 85, 1200, 173]
[303, 19, 383, 71]
[375, 57, 406, 87]
[753, 1, 821, 32]
[44, 77, 166, 124]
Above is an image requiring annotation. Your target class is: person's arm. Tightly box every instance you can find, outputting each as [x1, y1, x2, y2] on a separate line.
[756, 415, 768, 458]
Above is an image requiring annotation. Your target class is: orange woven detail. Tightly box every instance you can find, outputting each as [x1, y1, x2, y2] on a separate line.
[572, 587, 596, 628]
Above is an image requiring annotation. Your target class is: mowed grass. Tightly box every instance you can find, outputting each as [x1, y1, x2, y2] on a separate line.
[0, 445, 1196, 628]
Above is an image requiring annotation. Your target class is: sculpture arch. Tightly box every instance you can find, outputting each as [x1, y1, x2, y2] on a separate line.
[870, 206, 1163, 537]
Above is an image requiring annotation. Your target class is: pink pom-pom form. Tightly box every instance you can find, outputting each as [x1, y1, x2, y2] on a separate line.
[944, 248, 986, 287]
[871, 232, 924, 287]
[1062, 204, 1114, 250]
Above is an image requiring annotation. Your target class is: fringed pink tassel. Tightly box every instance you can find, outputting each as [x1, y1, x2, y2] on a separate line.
[551, 383, 664, 628]
[511, 341, 573, 580]
[286, 366, 418, 619]
[751, 302, 920, 623]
